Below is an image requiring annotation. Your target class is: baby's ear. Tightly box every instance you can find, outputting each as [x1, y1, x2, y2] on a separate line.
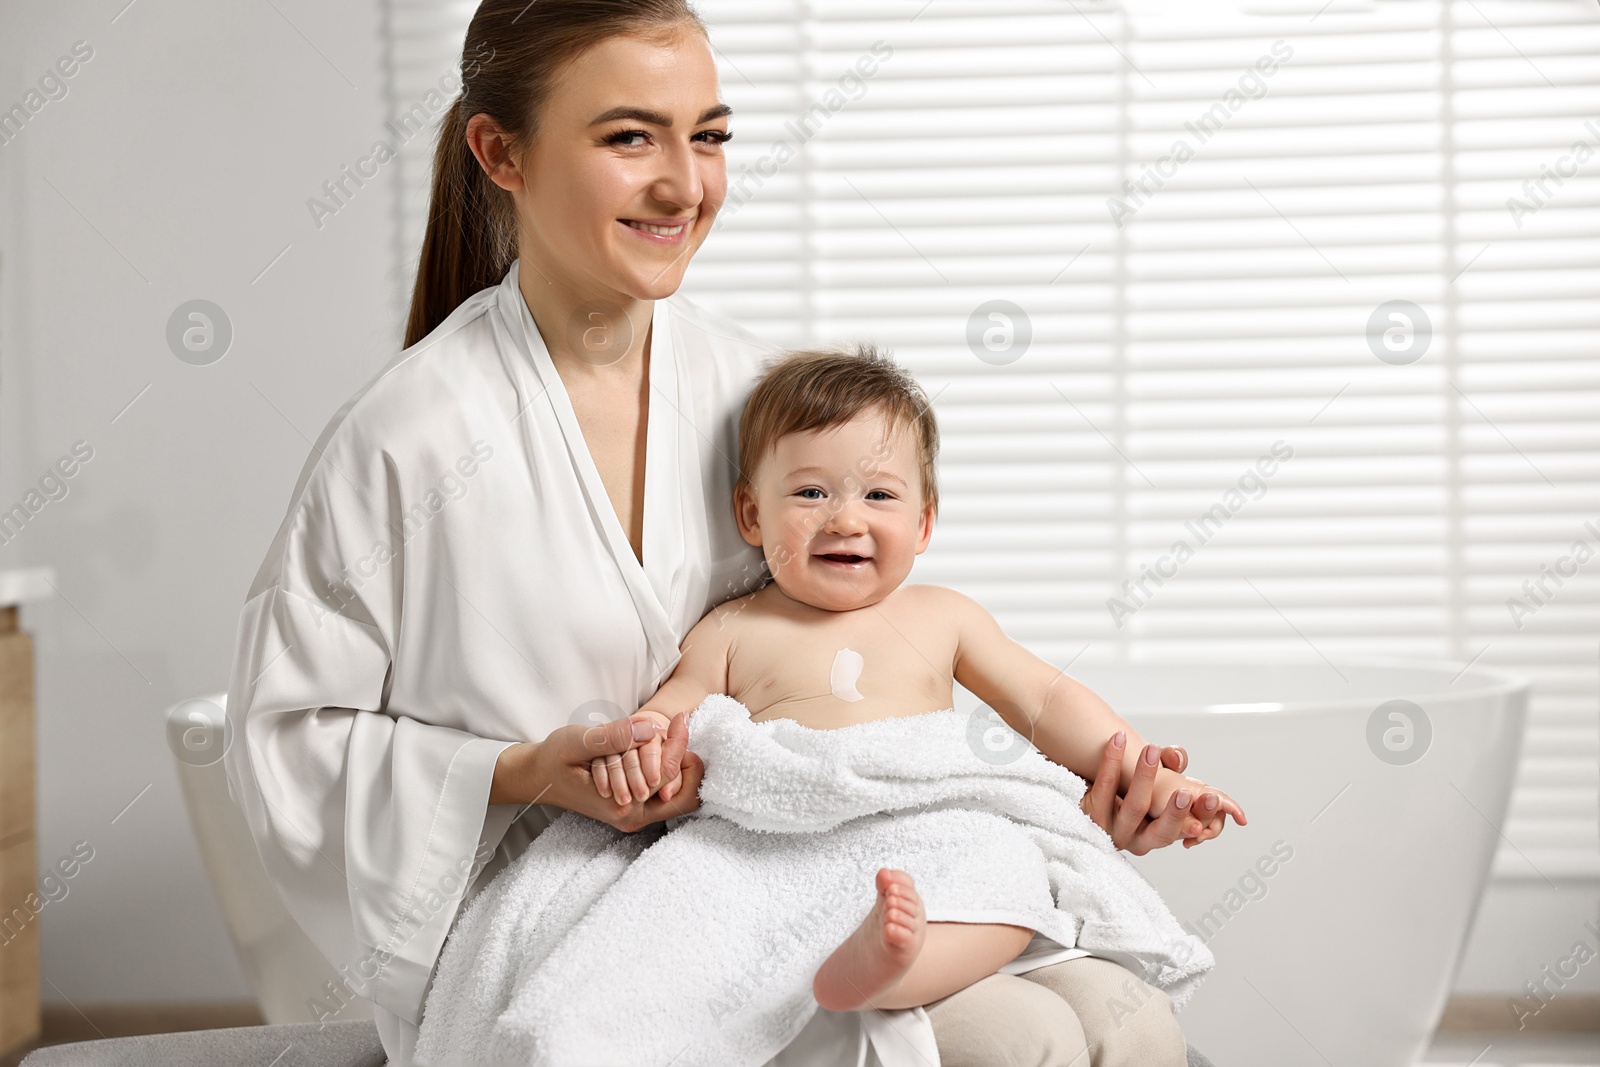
[914, 501, 936, 553]
[732, 482, 762, 546]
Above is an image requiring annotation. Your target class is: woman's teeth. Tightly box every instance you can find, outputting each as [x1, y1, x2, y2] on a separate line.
[625, 220, 686, 236]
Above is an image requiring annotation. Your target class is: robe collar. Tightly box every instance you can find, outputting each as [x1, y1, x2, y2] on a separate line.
[494, 260, 690, 691]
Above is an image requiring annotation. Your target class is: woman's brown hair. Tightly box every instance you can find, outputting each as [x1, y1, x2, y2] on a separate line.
[404, 0, 709, 348]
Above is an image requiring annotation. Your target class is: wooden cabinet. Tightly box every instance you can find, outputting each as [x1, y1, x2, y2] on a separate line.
[0, 569, 51, 1059]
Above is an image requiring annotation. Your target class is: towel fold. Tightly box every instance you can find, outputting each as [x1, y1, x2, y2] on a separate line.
[413, 694, 1213, 1067]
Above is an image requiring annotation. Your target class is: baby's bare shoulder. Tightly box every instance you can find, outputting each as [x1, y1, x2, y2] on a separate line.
[897, 583, 983, 630]
[696, 593, 753, 636]
[899, 583, 976, 609]
[692, 586, 771, 647]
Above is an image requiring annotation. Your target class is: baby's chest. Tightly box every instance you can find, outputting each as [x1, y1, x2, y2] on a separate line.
[728, 627, 956, 715]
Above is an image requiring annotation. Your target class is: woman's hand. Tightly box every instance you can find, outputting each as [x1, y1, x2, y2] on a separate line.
[1149, 766, 1246, 849]
[1079, 732, 1237, 855]
[493, 711, 704, 833]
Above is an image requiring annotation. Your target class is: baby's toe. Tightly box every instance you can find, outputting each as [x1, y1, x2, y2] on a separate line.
[878, 867, 917, 894]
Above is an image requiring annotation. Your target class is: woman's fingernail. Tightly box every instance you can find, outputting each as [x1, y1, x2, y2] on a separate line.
[1143, 744, 1158, 766]
[631, 720, 655, 741]
[1113, 730, 1126, 749]
[1176, 789, 1192, 808]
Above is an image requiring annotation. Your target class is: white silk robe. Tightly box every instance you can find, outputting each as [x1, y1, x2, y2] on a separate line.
[223, 259, 782, 1049]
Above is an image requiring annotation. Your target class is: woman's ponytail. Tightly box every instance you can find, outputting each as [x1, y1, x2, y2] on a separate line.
[402, 0, 710, 349]
[404, 101, 516, 348]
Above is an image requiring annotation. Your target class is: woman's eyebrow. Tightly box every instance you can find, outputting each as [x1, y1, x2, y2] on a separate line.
[588, 103, 733, 127]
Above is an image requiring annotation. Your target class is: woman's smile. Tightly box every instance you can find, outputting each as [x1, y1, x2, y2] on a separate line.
[619, 215, 694, 244]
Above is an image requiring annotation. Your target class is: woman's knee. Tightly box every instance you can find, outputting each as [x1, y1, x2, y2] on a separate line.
[923, 971, 1088, 1067]
[1019, 956, 1187, 1067]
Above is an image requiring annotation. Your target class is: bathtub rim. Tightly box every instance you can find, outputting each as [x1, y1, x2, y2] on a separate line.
[1065, 654, 1531, 718]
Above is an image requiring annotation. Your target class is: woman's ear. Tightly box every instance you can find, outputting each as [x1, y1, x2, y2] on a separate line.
[733, 483, 762, 546]
[466, 113, 526, 193]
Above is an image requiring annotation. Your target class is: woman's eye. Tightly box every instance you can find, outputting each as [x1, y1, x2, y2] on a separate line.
[604, 129, 733, 149]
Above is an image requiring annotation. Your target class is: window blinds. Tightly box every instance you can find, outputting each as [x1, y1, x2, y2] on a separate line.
[380, 0, 480, 316]
[385, 1, 1600, 882]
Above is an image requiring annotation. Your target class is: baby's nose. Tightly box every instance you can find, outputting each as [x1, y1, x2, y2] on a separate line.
[822, 502, 868, 533]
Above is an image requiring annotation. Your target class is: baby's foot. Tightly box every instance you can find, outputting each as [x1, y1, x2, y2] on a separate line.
[812, 868, 925, 1011]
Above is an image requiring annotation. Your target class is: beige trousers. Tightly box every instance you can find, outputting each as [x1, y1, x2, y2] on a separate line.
[378, 957, 1186, 1067]
[923, 955, 1188, 1067]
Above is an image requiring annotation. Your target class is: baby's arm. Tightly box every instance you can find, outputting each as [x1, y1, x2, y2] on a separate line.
[941, 587, 1244, 833]
[590, 604, 734, 806]
[637, 604, 734, 729]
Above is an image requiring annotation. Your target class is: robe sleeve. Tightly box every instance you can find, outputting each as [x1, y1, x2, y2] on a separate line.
[223, 393, 519, 1025]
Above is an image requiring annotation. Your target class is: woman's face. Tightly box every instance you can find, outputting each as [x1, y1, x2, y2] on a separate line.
[512, 28, 730, 303]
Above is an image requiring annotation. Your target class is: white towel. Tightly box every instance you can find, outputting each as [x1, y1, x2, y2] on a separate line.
[413, 694, 1213, 1067]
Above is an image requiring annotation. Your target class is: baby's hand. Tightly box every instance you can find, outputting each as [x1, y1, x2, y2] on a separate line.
[589, 711, 681, 807]
[1152, 767, 1246, 849]
[589, 712, 670, 806]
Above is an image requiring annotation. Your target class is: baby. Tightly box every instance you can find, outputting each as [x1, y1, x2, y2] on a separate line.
[590, 343, 1243, 1044]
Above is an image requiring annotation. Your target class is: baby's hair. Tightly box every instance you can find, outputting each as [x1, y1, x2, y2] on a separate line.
[736, 340, 940, 516]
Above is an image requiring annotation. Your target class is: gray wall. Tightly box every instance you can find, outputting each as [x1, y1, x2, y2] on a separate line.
[1, 0, 394, 1001]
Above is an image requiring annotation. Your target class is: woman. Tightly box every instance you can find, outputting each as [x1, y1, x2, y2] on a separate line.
[223, 3, 1223, 1065]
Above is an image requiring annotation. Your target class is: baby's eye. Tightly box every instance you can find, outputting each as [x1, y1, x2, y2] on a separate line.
[797, 488, 825, 500]
[867, 490, 893, 501]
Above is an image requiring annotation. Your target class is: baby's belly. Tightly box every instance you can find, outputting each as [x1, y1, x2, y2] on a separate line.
[742, 691, 953, 731]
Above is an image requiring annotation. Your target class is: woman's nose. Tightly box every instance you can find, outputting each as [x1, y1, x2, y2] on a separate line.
[649, 137, 705, 209]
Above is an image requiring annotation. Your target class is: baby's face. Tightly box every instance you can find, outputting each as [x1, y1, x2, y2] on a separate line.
[736, 406, 933, 612]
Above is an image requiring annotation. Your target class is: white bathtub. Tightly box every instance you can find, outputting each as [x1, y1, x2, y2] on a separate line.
[1057, 658, 1529, 1067]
